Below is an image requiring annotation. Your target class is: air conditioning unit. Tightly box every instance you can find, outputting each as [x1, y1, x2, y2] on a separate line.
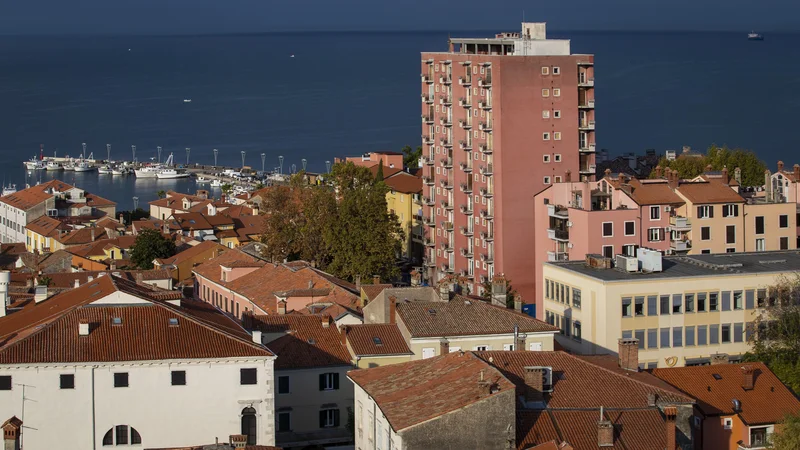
[664, 206, 672, 212]
[615, 255, 639, 273]
[568, 243, 574, 249]
[567, 221, 573, 227]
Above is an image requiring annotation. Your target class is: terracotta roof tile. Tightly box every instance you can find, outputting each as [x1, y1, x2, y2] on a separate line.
[68, 235, 136, 258]
[361, 284, 392, 302]
[344, 324, 412, 356]
[652, 362, 800, 425]
[25, 215, 69, 238]
[157, 241, 227, 266]
[676, 181, 744, 204]
[251, 315, 351, 370]
[172, 212, 213, 230]
[348, 351, 515, 432]
[192, 249, 266, 285]
[383, 172, 422, 195]
[396, 298, 557, 338]
[622, 179, 685, 206]
[83, 193, 116, 207]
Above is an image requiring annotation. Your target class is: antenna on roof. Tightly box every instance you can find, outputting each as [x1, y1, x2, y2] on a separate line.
[599, 405, 604, 420]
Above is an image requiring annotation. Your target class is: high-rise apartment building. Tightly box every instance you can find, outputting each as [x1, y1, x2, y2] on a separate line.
[420, 23, 595, 309]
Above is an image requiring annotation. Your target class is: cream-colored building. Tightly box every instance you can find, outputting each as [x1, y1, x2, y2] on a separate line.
[541, 251, 797, 368]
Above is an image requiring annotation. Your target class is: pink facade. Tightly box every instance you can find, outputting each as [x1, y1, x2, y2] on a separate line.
[421, 28, 595, 308]
[339, 152, 404, 169]
[194, 265, 263, 317]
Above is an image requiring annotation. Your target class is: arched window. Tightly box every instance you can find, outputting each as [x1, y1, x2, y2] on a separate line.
[241, 407, 257, 445]
[101, 425, 141, 446]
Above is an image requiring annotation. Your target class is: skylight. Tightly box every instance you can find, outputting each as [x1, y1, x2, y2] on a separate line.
[307, 338, 317, 345]
[111, 317, 122, 325]
[373, 337, 383, 346]
[712, 373, 722, 380]
[168, 318, 179, 326]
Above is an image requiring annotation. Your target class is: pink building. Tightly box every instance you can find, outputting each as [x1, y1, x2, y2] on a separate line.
[421, 22, 595, 304]
[336, 151, 404, 169]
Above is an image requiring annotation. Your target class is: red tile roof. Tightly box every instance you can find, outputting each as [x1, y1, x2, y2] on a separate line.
[676, 181, 744, 204]
[42, 270, 172, 288]
[192, 249, 266, 284]
[25, 215, 69, 237]
[383, 172, 423, 195]
[652, 362, 800, 425]
[348, 351, 515, 432]
[83, 193, 116, 208]
[361, 284, 392, 302]
[396, 298, 557, 338]
[172, 212, 213, 230]
[68, 235, 137, 258]
[344, 324, 412, 357]
[0, 186, 55, 210]
[157, 240, 227, 266]
[250, 314, 351, 370]
[0, 275, 272, 364]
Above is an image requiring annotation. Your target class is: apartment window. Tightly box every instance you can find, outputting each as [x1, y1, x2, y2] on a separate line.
[697, 325, 708, 346]
[573, 321, 582, 342]
[553, 88, 561, 97]
[750, 427, 770, 447]
[757, 289, 767, 308]
[660, 295, 670, 315]
[722, 204, 739, 217]
[623, 244, 637, 256]
[572, 288, 581, 309]
[554, 132, 562, 141]
[648, 228, 664, 242]
[756, 238, 766, 251]
[710, 324, 720, 345]
[554, 154, 562, 162]
[697, 292, 706, 312]
[543, 155, 550, 163]
[553, 66, 561, 75]
[114, 372, 129, 388]
[726, 225, 736, 244]
[723, 418, 733, 430]
[685, 294, 695, 313]
[701, 227, 711, 240]
[554, 110, 561, 118]
[541, 66, 549, 75]
[622, 297, 632, 317]
[602, 245, 613, 258]
[624, 221, 635, 236]
[320, 373, 340, 391]
[778, 214, 790, 228]
[634, 329, 645, 349]
[647, 296, 657, 316]
[650, 205, 661, 220]
[709, 292, 719, 311]
[697, 205, 713, 219]
[320, 408, 340, 428]
[278, 376, 290, 394]
[734, 323, 744, 343]
[780, 236, 789, 250]
[542, 110, 550, 119]
[672, 294, 682, 314]
[543, 132, 550, 141]
[634, 296, 645, 316]
[755, 216, 765, 234]
[721, 291, 731, 311]
[685, 326, 695, 346]
[543, 176, 551, 184]
[171, 370, 186, 386]
[60, 374, 75, 389]
[721, 324, 731, 343]
[554, 176, 562, 183]
[277, 411, 291, 432]
[647, 329, 658, 349]
[660, 328, 670, 348]
[602, 222, 613, 237]
[673, 327, 683, 347]
[734, 291, 743, 310]
[542, 89, 550, 97]
[240, 368, 258, 385]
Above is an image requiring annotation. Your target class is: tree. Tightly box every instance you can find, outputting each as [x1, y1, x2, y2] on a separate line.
[649, 145, 767, 186]
[129, 228, 177, 269]
[119, 208, 149, 224]
[402, 145, 423, 168]
[38, 276, 52, 287]
[221, 183, 233, 196]
[769, 413, 800, 450]
[156, 190, 166, 199]
[375, 163, 384, 182]
[480, 275, 518, 308]
[743, 274, 800, 393]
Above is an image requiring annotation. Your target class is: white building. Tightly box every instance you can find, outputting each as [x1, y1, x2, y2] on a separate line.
[0, 272, 276, 450]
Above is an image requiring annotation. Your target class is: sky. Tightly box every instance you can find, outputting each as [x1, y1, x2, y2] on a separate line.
[1, 0, 797, 35]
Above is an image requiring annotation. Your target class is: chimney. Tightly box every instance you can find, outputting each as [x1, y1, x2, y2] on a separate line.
[705, 164, 713, 173]
[73, 278, 80, 288]
[439, 281, 450, 301]
[794, 164, 800, 182]
[388, 296, 397, 324]
[135, 272, 144, 285]
[110, 260, 117, 271]
[277, 300, 286, 315]
[0, 271, 9, 318]
[491, 277, 507, 307]
[372, 275, 380, 285]
[710, 353, 729, 365]
[513, 294, 522, 312]
[765, 170, 773, 202]
[734, 167, 742, 184]
[647, 393, 658, 407]
[604, 168, 612, 179]
[118, 213, 125, 226]
[229, 434, 247, 449]
[354, 275, 361, 293]
[597, 407, 614, 447]
[564, 170, 571, 182]
[778, 160, 785, 172]
[618, 338, 639, 372]
[322, 315, 331, 328]
[523, 367, 545, 403]
[668, 170, 679, 189]
[655, 166, 663, 178]
[90, 226, 95, 242]
[79, 323, 90, 336]
[514, 324, 525, 350]
[252, 330, 262, 344]
[241, 310, 254, 329]
[440, 338, 449, 355]
[741, 365, 755, 390]
[2, 416, 22, 450]
[664, 406, 677, 450]
[34, 285, 48, 303]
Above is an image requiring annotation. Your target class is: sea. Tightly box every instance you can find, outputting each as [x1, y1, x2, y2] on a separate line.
[1, 30, 798, 211]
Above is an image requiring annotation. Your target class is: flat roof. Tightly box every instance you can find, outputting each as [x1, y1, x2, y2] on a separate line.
[547, 250, 800, 282]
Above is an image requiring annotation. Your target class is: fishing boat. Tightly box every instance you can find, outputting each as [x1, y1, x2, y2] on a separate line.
[24, 158, 45, 171]
[63, 162, 75, 171]
[210, 179, 222, 188]
[134, 165, 163, 178]
[2, 184, 17, 196]
[183, 99, 192, 103]
[112, 166, 130, 176]
[45, 161, 63, 171]
[73, 161, 95, 172]
[748, 31, 764, 41]
[196, 176, 209, 183]
[156, 168, 189, 179]
[98, 165, 113, 174]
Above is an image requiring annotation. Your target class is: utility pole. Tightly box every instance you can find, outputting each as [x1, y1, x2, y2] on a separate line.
[301, 158, 307, 172]
[82, 142, 87, 160]
[133, 196, 139, 210]
[325, 160, 331, 173]
[241, 151, 246, 169]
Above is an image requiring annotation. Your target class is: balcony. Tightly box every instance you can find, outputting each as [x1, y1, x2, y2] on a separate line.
[480, 209, 494, 220]
[422, 196, 435, 206]
[421, 93, 434, 104]
[547, 228, 570, 241]
[479, 231, 494, 241]
[424, 260, 437, 268]
[579, 120, 596, 131]
[459, 97, 471, 108]
[421, 74, 434, 83]
[578, 78, 595, 87]
[547, 204, 569, 219]
[478, 100, 492, 110]
[419, 156, 434, 166]
[424, 237, 435, 247]
[670, 240, 691, 252]
[460, 182, 473, 194]
[579, 99, 595, 109]
[579, 164, 596, 174]
[441, 241, 454, 253]
[577, 60, 593, 66]
[479, 121, 493, 132]
[441, 200, 454, 211]
[547, 251, 569, 262]
[440, 95, 453, 106]
[442, 221, 454, 231]
[459, 76, 472, 86]
[479, 187, 493, 198]
[579, 143, 596, 153]
[423, 216, 436, 227]
[460, 204, 473, 215]
[459, 119, 472, 129]
[460, 162, 473, 173]
[669, 216, 692, 231]
[480, 253, 494, 263]
[441, 263, 454, 274]
[440, 117, 453, 127]
[478, 77, 492, 88]
[422, 176, 434, 185]
[440, 157, 453, 169]
[480, 164, 493, 176]
[460, 226, 474, 236]
[442, 180, 454, 190]
[422, 114, 434, 125]
[440, 137, 453, 147]
[440, 75, 452, 85]
[479, 144, 493, 154]
[459, 140, 472, 151]
[460, 248, 474, 258]
[422, 134, 434, 145]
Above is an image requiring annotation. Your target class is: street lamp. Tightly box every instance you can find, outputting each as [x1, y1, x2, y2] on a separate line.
[133, 196, 139, 210]
[261, 153, 266, 173]
[240, 151, 246, 169]
[185, 148, 191, 166]
[213, 149, 218, 168]
[106, 144, 111, 162]
[325, 160, 331, 173]
[278, 156, 284, 175]
[131, 145, 136, 163]
[82, 142, 86, 160]
[301, 158, 307, 172]
[157, 146, 162, 164]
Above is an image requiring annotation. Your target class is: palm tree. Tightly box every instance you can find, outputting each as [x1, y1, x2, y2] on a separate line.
[156, 190, 166, 199]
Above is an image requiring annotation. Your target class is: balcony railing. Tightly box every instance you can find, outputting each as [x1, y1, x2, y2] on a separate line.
[480, 164, 493, 176]
[422, 115, 434, 124]
[547, 251, 569, 262]
[421, 74, 434, 83]
[480, 209, 494, 220]
[440, 75, 452, 85]
[460, 162, 472, 173]
[460, 248, 474, 258]
[479, 121, 493, 132]
[443, 180, 453, 190]
[579, 120, 596, 131]
[422, 176, 434, 185]
[669, 216, 692, 230]
[479, 144, 492, 154]
[579, 164, 596, 174]
[460, 204, 473, 215]
[459, 97, 471, 108]
[579, 143, 596, 153]
[478, 77, 492, 88]
[547, 204, 569, 219]
[479, 187, 493, 197]
[440, 137, 453, 147]
[421, 94, 434, 104]
[460, 182, 473, 193]
[424, 237, 435, 247]
[441, 200, 454, 210]
[479, 231, 494, 241]
[460, 226, 474, 236]
[440, 95, 453, 106]
[421, 135, 434, 145]
[442, 221, 454, 231]
[440, 157, 453, 168]
[459, 140, 472, 151]
[419, 156, 434, 166]
[670, 240, 691, 252]
[478, 100, 492, 110]
[422, 196, 435, 206]
[459, 119, 472, 129]
[547, 228, 569, 241]
[441, 241, 454, 252]
[459, 76, 472, 86]
[440, 117, 453, 127]
[578, 78, 595, 87]
[480, 252, 494, 263]
[423, 216, 436, 226]
[579, 99, 595, 109]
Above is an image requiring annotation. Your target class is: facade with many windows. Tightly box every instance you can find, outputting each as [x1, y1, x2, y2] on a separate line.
[541, 251, 800, 368]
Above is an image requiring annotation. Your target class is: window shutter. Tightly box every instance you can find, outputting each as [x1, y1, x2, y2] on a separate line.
[333, 373, 340, 390]
[697, 206, 702, 217]
[709, 206, 714, 218]
[319, 410, 326, 428]
[319, 374, 325, 391]
[334, 409, 341, 427]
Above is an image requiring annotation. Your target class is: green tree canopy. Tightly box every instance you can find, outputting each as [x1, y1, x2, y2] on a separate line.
[649, 145, 767, 186]
[769, 413, 800, 450]
[129, 228, 177, 270]
[481, 276, 517, 308]
[156, 190, 166, 199]
[743, 273, 800, 393]
[402, 145, 422, 168]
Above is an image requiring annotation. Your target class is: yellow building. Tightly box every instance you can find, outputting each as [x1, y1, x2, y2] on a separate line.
[541, 250, 794, 368]
[368, 165, 424, 260]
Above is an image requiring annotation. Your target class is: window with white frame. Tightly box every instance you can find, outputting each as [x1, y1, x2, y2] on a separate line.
[554, 176, 562, 183]
[543, 155, 551, 163]
[543, 132, 550, 140]
[554, 132, 562, 140]
[650, 205, 661, 220]
[554, 154, 562, 162]
[320, 408, 340, 428]
[602, 222, 613, 237]
[553, 88, 561, 97]
[541, 66, 549, 75]
[542, 88, 550, 97]
[624, 221, 635, 236]
[648, 228, 664, 242]
[542, 110, 550, 119]
[697, 205, 713, 219]
[553, 66, 560, 75]
[554, 110, 561, 118]
[543, 176, 551, 184]
[722, 204, 739, 217]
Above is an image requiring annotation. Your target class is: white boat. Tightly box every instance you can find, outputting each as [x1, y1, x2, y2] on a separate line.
[134, 166, 162, 178]
[45, 161, 62, 171]
[2, 184, 17, 196]
[98, 165, 113, 174]
[25, 159, 45, 171]
[210, 179, 222, 188]
[157, 168, 189, 179]
[73, 161, 95, 172]
[183, 99, 192, 103]
[63, 162, 75, 171]
[112, 167, 129, 175]
[196, 176, 209, 183]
